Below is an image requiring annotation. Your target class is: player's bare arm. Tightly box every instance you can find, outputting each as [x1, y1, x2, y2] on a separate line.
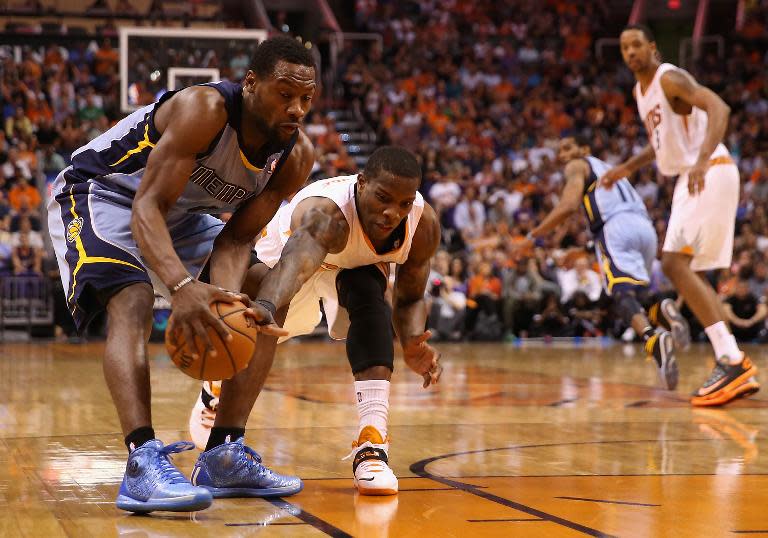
[392, 203, 442, 388]
[255, 196, 350, 310]
[602, 145, 655, 187]
[660, 69, 731, 194]
[209, 130, 314, 298]
[132, 86, 240, 357]
[524, 159, 586, 246]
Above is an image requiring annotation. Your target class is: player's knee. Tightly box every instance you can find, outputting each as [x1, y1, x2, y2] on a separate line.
[337, 266, 387, 311]
[338, 267, 394, 374]
[106, 283, 154, 327]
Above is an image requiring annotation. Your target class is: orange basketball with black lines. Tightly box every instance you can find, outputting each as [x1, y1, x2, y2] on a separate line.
[165, 300, 258, 381]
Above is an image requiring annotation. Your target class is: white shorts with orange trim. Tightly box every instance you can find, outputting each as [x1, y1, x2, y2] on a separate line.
[662, 157, 739, 272]
[277, 266, 348, 344]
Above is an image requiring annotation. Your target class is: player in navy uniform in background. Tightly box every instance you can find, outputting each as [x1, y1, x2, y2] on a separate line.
[514, 135, 682, 390]
[47, 36, 315, 512]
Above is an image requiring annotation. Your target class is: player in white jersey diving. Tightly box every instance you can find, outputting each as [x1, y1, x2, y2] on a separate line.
[602, 25, 758, 406]
[189, 146, 442, 496]
[513, 135, 681, 390]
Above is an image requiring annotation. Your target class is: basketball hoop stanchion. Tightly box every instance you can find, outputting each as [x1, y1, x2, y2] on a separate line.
[119, 27, 268, 114]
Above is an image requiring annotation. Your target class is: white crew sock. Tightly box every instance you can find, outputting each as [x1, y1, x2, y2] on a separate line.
[354, 380, 390, 441]
[704, 321, 743, 364]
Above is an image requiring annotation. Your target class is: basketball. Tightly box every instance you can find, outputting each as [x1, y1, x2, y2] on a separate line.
[165, 300, 258, 381]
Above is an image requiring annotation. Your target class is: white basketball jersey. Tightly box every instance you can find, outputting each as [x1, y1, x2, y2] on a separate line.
[256, 175, 424, 270]
[635, 63, 728, 176]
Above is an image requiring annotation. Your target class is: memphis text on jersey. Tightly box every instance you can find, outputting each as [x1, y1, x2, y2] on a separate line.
[190, 164, 248, 205]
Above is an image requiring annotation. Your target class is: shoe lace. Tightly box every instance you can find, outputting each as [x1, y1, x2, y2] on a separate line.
[157, 441, 196, 484]
[240, 443, 269, 477]
[703, 362, 727, 387]
[342, 440, 388, 461]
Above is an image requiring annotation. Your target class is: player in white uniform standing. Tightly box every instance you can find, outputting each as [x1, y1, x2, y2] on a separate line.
[189, 147, 442, 495]
[603, 25, 759, 406]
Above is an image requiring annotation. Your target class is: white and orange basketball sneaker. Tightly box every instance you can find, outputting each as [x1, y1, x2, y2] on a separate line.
[189, 381, 221, 451]
[344, 426, 398, 495]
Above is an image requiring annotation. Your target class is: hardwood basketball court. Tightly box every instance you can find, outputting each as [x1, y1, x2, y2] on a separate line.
[1, 340, 766, 537]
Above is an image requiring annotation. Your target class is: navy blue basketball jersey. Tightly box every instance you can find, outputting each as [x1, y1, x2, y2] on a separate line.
[581, 156, 649, 233]
[68, 80, 297, 219]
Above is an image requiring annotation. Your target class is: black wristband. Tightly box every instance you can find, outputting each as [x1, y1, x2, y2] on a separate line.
[253, 299, 277, 320]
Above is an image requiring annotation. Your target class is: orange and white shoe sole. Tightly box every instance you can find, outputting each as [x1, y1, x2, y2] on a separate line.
[356, 483, 398, 496]
[355, 472, 398, 496]
[691, 365, 760, 407]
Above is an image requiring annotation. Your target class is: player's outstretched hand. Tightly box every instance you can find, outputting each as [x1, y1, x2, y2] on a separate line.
[242, 299, 289, 337]
[170, 280, 238, 359]
[403, 330, 443, 388]
[600, 163, 631, 188]
[687, 159, 708, 195]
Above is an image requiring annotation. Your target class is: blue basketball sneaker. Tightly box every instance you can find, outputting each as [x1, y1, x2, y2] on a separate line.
[116, 440, 213, 513]
[191, 437, 303, 498]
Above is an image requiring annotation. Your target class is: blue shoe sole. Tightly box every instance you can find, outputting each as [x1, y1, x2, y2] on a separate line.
[115, 491, 213, 513]
[199, 482, 303, 498]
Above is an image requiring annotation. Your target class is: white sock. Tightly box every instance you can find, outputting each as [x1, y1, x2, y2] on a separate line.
[354, 380, 390, 441]
[704, 321, 743, 364]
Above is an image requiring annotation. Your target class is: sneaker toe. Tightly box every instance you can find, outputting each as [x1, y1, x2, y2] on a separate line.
[264, 471, 303, 493]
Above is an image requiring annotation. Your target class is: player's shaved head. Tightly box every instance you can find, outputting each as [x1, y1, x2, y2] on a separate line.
[364, 146, 422, 184]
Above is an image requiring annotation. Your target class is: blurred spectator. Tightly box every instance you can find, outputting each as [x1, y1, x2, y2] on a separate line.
[566, 291, 604, 337]
[0, 218, 13, 275]
[724, 278, 768, 342]
[427, 250, 466, 341]
[749, 261, 768, 298]
[12, 232, 43, 276]
[10, 198, 42, 232]
[501, 257, 545, 337]
[453, 186, 486, 240]
[12, 217, 45, 251]
[78, 89, 106, 122]
[42, 146, 66, 180]
[9, 178, 42, 212]
[558, 256, 601, 303]
[428, 174, 462, 214]
[530, 291, 570, 337]
[466, 261, 503, 340]
[2, 148, 32, 181]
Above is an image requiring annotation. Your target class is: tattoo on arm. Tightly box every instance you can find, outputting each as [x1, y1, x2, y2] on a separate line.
[256, 200, 349, 309]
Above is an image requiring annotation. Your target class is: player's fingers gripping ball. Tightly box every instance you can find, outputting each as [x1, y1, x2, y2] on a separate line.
[165, 300, 258, 380]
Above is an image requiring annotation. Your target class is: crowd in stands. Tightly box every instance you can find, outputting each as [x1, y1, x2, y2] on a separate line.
[1, 0, 768, 342]
[332, 0, 768, 342]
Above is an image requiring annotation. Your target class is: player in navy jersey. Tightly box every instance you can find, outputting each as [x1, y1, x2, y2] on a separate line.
[514, 135, 684, 391]
[47, 36, 315, 512]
